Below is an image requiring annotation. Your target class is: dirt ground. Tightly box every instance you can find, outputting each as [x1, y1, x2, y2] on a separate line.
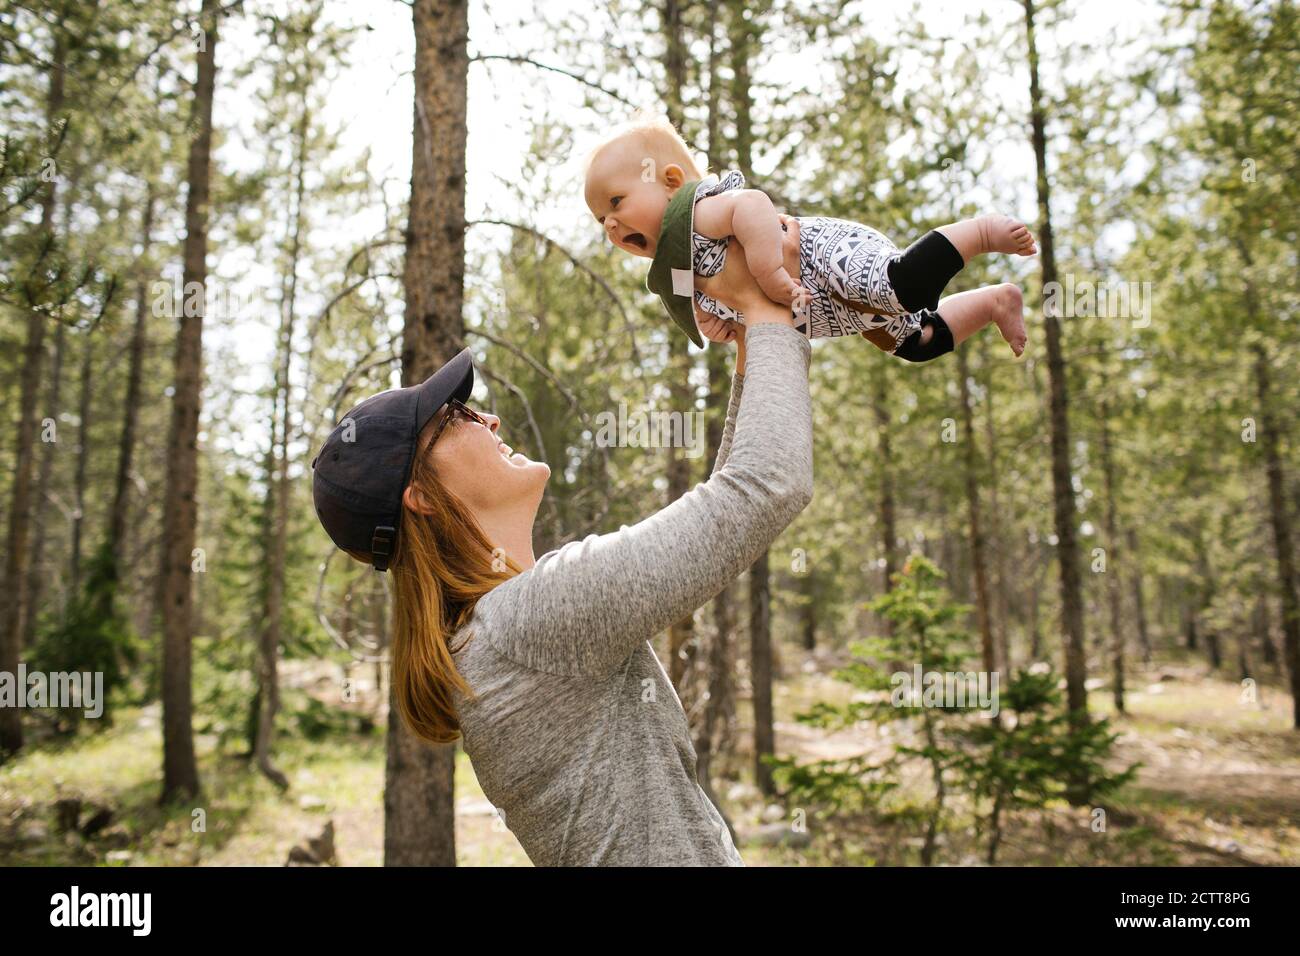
[1, 650, 1296, 867]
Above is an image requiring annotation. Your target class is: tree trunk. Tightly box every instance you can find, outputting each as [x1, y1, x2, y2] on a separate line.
[158, 0, 220, 802]
[384, 0, 468, 867]
[255, 59, 314, 793]
[1251, 344, 1300, 727]
[957, 349, 996, 678]
[1022, 0, 1090, 770]
[23, 320, 66, 653]
[983, 348, 1011, 674]
[70, 327, 95, 592]
[872, 366, 898, 640]
[800, 567, 816, 651]
[1255, 596, 1277, 668]
[0, 28, 65, 759]
[1205, 630, 1222, 671]
[1098, 392, 1125, 714]
[107, 184, 155, 572]
[1126, 527, 1152, 664]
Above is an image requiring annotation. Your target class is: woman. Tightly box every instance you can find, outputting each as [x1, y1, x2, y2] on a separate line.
[312, 222, 811, 866]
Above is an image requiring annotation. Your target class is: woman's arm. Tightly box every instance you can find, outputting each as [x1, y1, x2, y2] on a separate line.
[711, 367, 744, 479]
[700, 301, 745, 478]
[476, 316, 812, 677]
[705, 217, 797, 476]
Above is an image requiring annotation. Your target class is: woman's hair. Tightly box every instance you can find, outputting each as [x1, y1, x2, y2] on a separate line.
[580, 108, 706, 181]
[374, 432, 523, 744]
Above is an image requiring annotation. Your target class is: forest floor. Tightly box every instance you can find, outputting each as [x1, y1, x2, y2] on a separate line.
[0, 649, 1296, 866]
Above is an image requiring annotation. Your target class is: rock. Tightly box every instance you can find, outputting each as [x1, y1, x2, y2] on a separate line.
[80, 805, 114, 838]
[285, 820, 336, 866]
[286, 846, 318, 866]
[308, 820, 336, 864]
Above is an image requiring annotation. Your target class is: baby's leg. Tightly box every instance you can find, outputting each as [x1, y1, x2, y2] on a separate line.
[936, 214, 1037, 263]
[936, 283, 1026, 356]
[885, 230, 966, 314]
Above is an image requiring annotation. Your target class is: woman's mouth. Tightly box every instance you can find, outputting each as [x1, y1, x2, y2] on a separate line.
[498, 441, 526, 465]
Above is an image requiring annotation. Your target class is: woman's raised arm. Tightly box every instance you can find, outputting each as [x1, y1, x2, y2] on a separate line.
[475, 314, 812, 678]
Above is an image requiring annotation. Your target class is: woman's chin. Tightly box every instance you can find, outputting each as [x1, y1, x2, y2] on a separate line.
[501, 452, 549, 483]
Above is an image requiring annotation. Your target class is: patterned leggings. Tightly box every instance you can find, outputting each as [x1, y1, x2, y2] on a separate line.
[796, 219, 965, 361]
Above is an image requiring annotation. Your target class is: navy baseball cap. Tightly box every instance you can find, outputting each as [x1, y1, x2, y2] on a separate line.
[311, 348, 475, 571]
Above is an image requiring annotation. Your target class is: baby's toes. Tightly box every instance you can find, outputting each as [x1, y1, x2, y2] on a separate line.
[1013, 227, 1037, 255]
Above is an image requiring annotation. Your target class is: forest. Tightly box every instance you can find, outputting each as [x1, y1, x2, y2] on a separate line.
[0, 0, 1297, 869]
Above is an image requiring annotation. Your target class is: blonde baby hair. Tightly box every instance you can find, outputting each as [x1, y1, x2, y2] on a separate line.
[581, 109, 706, 184]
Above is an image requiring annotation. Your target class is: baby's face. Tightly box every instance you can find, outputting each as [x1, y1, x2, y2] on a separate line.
[584, 140, 686, 259]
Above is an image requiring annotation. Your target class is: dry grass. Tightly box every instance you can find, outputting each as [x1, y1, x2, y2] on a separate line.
[1, 648, 1294, 867]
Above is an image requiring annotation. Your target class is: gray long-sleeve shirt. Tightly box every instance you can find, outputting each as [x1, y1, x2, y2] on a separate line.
[450, 323, 813, 866]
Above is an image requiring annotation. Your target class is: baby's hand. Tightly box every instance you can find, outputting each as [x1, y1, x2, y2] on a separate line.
[753, 264, 804, 308]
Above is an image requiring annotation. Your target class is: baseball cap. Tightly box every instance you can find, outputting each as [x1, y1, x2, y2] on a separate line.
[311, 348, 475, 571]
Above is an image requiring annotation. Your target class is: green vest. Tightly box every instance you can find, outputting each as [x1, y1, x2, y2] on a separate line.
[646, 180, 705, 348]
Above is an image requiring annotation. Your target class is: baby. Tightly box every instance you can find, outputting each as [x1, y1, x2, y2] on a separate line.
[582, 113, 1036, 360]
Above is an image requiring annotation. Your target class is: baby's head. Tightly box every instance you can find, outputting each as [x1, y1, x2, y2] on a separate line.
[582, 112, 704, 259]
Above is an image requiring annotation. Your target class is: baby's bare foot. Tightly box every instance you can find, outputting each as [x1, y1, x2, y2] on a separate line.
[992, 283, 1027, 356]
[978, 214, 1038, 257]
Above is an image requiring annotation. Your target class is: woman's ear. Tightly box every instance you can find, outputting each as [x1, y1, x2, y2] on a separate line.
[663, 163, 686, 190]
[403, 483, 433, 516]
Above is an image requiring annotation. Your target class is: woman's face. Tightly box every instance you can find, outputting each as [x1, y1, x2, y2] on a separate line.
[421, 404, 550, 513]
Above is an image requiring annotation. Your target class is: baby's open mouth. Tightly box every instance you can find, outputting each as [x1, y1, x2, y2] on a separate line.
[624, 232, 647, 250]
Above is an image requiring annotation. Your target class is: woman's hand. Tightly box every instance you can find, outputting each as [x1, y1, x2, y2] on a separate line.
[696, 215, 802, 325]
[696, 308, 740, 344]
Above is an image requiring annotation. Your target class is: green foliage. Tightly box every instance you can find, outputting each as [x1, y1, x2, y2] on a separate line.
[288, 693, 376, 742]
[951, 667, 1140, 862]
[777, 557, 1140, 863]
[775, 557, 984, 859]
[29, 544, 140, 731]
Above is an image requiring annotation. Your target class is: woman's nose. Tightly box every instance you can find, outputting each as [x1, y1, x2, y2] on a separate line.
[483, 413, 501, 433]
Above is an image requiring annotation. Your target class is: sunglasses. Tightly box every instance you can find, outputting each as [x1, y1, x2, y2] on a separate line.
[426, 398, 489, 450]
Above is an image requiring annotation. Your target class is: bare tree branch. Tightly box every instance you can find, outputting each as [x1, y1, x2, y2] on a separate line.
[470, 54, 639, 108]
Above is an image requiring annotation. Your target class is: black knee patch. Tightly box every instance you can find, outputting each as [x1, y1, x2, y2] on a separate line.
[887, 230, 964, 313]
[894, 311, 954, 363]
